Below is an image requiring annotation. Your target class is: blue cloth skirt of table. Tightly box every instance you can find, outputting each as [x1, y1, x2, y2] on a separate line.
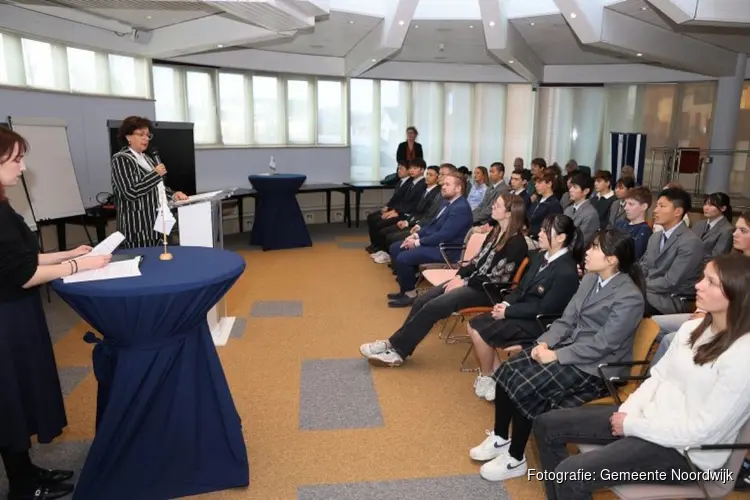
[248, 173, 312, 250]
[51, 246, 248, 500]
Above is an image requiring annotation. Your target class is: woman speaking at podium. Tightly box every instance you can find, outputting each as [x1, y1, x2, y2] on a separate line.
[111, 116, 188, 248]
[0, 128, 111, 499]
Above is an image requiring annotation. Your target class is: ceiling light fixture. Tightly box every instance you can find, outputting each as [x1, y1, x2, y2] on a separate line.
[371, 58, 377, 62]
[414, 24, 419, 28]
[146, 15, 152, 19]
[348, 20, 355, 24]
[217, 44, 224, 48]
[509, 60, 514, 63]
[469, 25, 474, 28]
[530, 22, 535, 26]
[489, 21, 495, 27]
[570, 12, 577, 18]
[398, 20, 405, 26]
[636, 52, 643, 56]
[640, 6, 648, 10]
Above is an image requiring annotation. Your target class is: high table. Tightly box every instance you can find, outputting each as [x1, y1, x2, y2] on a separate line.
[51, 247, 249, 500]
[344, 181, 397, 228]
[248, 174, 313, 250]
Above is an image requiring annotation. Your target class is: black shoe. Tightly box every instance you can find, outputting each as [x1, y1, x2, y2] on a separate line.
[8, 481, 74, 500]
[365, 245, 377, 254]
[388, 295, 414, 308]
[387, 292, 403, 300]
[34, 468, 74, 484]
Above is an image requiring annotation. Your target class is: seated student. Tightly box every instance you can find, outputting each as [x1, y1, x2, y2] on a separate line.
[527, 157, 547, 202]
[607, 176, 635, 229]
[641, 188, 704, 316]
[468, 229, 645, 481]
[472, 162, 509, 226]
[366, 160, 426, 255]
[651, 210, 750, 364]
[693, 192, 734, 264]
[527, 170, 563, 240]
[466, 166, 489, 210]
[652, 182, 690, 232]
[532, 253, 750, 500]
[374, 165, 442, 263]
[591, 170, 616, 229]
[467, 213, 583, 401]
[619, 164, 635, 183]
[547, 163, 567, 201]
[509, 169, 531, 209]
[563, 173, 600, 249]
[615, 186, 652, 260]
[385, 173, 473, 307]
[559, 177, 572, 209]
[360, 194, 528, 363]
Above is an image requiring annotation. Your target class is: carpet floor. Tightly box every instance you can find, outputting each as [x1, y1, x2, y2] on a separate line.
[5, 224, 749, 500]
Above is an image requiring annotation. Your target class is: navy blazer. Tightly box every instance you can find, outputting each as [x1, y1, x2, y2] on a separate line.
[417, 196, 473, 248]
[394, 177, 427, 215]
[527, 196, 563, 239]
[385, 178, 412, 209]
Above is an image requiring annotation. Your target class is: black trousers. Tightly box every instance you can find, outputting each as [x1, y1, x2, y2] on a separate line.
[385, 227, 411, 248]
[374, 221, 405, 251]
[0, 447, 34, 488]
[389, 284, 491, 358]
[367, 213, 400, 249]
[533, 406, 693, 500]
[494, 385, 533, 462]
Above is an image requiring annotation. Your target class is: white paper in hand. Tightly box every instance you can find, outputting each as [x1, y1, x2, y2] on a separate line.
[154, 183, 176, 235]
[88, 231, 125, 256]
[63, 258, 141, 283]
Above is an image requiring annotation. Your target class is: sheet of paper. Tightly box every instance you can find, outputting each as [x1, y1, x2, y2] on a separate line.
[88, 231, 125, 256]
[63, 258, 142, 284]
[173, 190, 224, 206]
[154, 183, 176, 235]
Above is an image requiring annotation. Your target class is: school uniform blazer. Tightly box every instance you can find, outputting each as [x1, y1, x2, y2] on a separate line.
[608, 200, 626, 229]
[640, 222, 704, 315]
[111, 147, 174, 248]
[591, 194, 616, 229]
[393, 177, 426, 216]
[396, 141, 423, 164]
[502, 250, 581, 336]
[472, 180, 509, 224]
[564, 200, 600, 249]
[385, 177, 412, 210]
[408, 186, 442, 227]
[692, 217, 734, 264]
[417, 196, 473, 248]
[527, 196, 563, 239]
[537, 272, 645, 377]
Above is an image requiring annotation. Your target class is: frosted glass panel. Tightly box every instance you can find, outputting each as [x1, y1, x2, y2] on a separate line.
[473, 84, 506, 167]
[443, 83, 473, 167]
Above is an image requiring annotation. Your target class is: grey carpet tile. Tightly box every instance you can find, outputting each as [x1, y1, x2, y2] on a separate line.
[250, 300, 303, 318]
[229, 317, 247, 338]
[298, 475, 510, 500]
[0, 440, 91, 496]
[58, 366, 91, 397]
[43, 290, 81, 344]
[299, 359, 383, 431]
[337, 241, 368, 249]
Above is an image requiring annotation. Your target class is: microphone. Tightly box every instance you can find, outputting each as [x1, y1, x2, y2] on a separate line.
[151, 149, 162, 165]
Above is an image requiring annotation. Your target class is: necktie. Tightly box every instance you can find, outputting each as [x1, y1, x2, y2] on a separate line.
[594, 280, 602, 295]
[701, 223, 710, 239]
[573, 206, 578, 214]
[660, 232, 667, 253]
[539, 257, 551, 273]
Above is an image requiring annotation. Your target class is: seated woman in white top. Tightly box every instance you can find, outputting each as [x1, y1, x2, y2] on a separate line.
[531, 252, 750, 500]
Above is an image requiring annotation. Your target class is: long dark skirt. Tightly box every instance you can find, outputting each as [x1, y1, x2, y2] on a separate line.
[0, 290, 67, 451]
[494, 348, 606, 421]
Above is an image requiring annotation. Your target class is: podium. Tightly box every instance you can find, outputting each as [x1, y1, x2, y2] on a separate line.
[174, 190, 237, 346]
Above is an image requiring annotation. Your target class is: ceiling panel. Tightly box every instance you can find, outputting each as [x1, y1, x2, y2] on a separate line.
[606, 0, 674, 29]
[245, 11, 380, 57]
[85, 8, 215, 29]
[393, 20, 496, 65]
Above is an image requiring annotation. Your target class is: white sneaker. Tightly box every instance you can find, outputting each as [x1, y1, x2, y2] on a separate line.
[479, 454, 527, 482]
[374, 253, 391, 264]
[367, 349, 404, 367]
[484, 381, 496, 402]
[469, 430, 510, 461]
[360, 340, 389, 358]
[370, 251, 389, 260]
[473, 375, 495, 398]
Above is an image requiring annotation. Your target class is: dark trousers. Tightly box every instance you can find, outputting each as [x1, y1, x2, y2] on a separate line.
[495, 385, 533, 461]
[385, 228, 411, 248]
[388, 242, 442, 293]
[0, 447, 34, 490]
[367, 212, 400, 248]
[390, 284, 490, 358]
[533, 406, 693, 500]
[374, 222, 405, 251]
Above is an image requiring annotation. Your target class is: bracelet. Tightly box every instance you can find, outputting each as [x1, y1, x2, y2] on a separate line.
[68, 261, 75, 275]
[71, 259, 78, 274]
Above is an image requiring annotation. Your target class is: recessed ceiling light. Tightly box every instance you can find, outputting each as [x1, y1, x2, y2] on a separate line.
[217, 44, 223, 48]
[348, 20, 355, 24]
[398, 20, 404, 25]
[530, 22, 535, 26]
[489, 21, 495, 27]
[469, 25, 474, 28]
[636, 52, 643, 56]
[570, 12, 577, 18]
[640, 6, 648, 10]
[414, 25, 419, 28]
[509, 60, 514, 63]
[371, 58, 377, 62]
[146, 15, 152, 19]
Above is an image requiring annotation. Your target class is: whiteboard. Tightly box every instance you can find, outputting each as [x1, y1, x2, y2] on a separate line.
[10, 116, 86, 220]
[0, 122, 36, 231]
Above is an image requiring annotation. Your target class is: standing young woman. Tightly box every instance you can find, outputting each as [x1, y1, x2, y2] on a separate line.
[0, 128, 111, 499]
[469, 229, 645, 482]
[396, 126, 423, 165]
[360, 194, 529, 367]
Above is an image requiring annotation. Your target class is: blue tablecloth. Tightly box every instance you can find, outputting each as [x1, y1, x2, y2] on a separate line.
[51, 247, 249, 500]
[249, 173, 312, 250]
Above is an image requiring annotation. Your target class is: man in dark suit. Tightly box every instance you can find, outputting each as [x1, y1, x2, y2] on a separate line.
[365, 160, 425, 253]
[527, 170, 563, 240]
[472, 162, 509, 225]
[387, 173, 473, 306]
[509, 170, 531, 210]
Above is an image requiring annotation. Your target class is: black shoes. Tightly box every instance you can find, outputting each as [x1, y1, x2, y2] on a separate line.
[8, 468, 75, 500]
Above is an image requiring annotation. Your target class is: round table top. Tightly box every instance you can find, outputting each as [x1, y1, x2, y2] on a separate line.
[248, 173, 306, 180]
[51, 246, 246, 298]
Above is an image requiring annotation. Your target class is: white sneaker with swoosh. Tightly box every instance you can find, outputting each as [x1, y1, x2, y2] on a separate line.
[479, 454, 527, 482]
[469, 430, 509, 461]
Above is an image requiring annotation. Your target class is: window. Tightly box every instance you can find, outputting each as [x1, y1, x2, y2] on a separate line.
[253, 76, 281, 144]
[317, 80, 345, 144]
[153, 65, 185, 122]
[287, 79, 313, 144]
[443, 83, 473, 168]
[350, 79, 376, 181]
[0, 34, 7, 84]
[21, 38, 55, 89]
[411, 82, 444, 166]
[67, 47, 98, 93]
[108, 54, 137, 96]
[379, 80, 409, 177]
[473, 84, 506, 167]
[218, 72, 250, 145]
[186, 71, 218, 144]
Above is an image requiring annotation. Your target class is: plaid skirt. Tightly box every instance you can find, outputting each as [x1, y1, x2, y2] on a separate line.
[494, 347, 607, 421]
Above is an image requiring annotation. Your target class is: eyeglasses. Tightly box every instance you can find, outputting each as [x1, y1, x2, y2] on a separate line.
[132, 132, 153, 140]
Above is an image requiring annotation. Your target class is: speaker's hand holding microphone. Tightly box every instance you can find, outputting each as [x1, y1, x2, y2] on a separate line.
[152, 149, 167, 177]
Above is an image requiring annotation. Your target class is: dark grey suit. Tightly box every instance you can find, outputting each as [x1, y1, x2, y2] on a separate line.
[564, 200, 600, 249]
[692, 217, 734, 264]
[537, 272, 644, 378]
[472, 180, 509, 223]
[640, 223, 704, 314]
[607, 200, 626, 229]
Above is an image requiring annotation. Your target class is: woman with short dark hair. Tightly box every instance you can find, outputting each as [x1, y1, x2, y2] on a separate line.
[111, 116, 188, 248]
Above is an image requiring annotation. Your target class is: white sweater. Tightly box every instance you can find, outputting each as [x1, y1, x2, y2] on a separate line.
[621, 318, 750, 471]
